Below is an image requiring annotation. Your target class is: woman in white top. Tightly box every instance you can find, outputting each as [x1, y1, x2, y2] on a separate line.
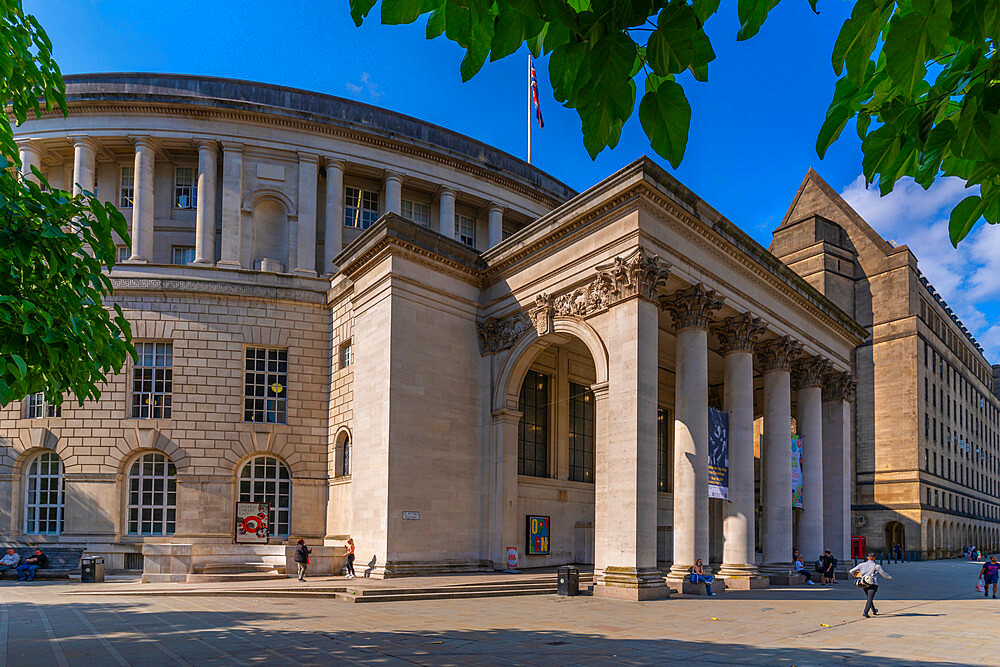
[849, 552, 894, 618]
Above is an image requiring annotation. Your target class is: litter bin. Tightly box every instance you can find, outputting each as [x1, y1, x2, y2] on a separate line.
[81, 556, 105, 583]
[557, 565, 579, 596]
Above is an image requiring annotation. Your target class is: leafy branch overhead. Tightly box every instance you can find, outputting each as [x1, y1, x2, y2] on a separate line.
[351, 0, 1000, 246]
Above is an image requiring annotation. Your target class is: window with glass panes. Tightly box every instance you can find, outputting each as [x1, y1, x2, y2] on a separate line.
[657, 408, 672, 492]
[518, 370, 548, 477]
[569, 382, 594, 482]
[344, 187, 379, 229]
[174, 166, 197, 208]
[25, 392, 61, 418]
[23, 451, 64, 534]
[342, 436, 351, 476]
[340, 341, 352, 369]
[116, 245, 130, 263]
[119, 166, 134, 207]
[456, 214, 476, 247]
[401, 199, 430, 226]
[244, 347, 288, 423]
[131, 342, 173, 418]
[238, 456, 291, 537]
[126, 452, 176, 535]
[172, 246, 195, 266]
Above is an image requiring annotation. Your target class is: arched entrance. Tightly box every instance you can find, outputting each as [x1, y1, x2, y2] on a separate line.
[884, 521, 904, 554]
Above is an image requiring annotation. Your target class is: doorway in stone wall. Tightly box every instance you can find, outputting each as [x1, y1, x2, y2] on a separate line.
[884, 521, 904, 552]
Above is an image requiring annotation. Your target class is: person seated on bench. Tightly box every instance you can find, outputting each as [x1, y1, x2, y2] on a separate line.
[793, 555, 814, 584]
[16, 549, 48, 582]
[689, 559, 715, 596]
[0, 548, 19, 574]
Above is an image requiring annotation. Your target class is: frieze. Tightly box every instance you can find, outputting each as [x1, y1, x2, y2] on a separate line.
[477, 313, 532, 356]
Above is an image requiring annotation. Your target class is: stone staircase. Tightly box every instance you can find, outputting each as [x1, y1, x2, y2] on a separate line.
[185, 561, 286, 583]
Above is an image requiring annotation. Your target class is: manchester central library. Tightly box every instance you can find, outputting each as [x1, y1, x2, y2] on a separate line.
[1, 73, 997, 599]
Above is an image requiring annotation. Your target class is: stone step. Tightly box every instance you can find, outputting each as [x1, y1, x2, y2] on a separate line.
[185, 572, 286, 583]
[345, 587, 560, 603]
[192, 562, 285, 575]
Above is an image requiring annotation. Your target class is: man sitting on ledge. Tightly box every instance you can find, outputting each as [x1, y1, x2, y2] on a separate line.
[16, 549, 48, 582]
[0, 548, 19, 574]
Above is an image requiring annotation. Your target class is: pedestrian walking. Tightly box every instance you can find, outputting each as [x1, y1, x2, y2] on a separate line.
[980, 556, 999, 599]
[294, 538, 311, 581]
[344, 538, 356, 579]
[892, 543, 902, 563]
[850, 552, 894, 618]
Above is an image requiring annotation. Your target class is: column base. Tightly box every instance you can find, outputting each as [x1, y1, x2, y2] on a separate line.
[593, 567, 670, 601]
[124, 256, 148, 263]
[292, 268, 317, 277]
[191, 259, 213, 266]
[716, 562, 761, 578]
[717, 574, 770, 590]
[666, 562, 695, 582]
[216, 260, 242, 269]
[760, 562, 807, 586]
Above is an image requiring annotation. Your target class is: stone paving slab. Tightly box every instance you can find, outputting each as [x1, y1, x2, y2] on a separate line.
[0, 559, 996, 665]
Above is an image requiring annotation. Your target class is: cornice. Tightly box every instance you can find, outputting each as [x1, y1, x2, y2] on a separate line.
[110, 276, 328, 304]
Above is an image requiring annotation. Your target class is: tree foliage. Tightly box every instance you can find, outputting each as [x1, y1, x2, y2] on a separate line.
[0, 0, 132, 407]
[350, 0, 1000, 245]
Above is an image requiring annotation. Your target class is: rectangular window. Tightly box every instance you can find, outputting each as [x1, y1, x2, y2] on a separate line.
[340, 341, 352, 370]
[174, 166, 197, 209]
[244, 347, 287, 423]
[344, 187, 380, 229]
[568, 382, 594, 483]
[116, 245, 130, 263]
[25, 392, 61, 419]
[401, 199, 430, 227]
[517, 370, 548, 477]
[172, 246, 195, 266]
[658, 408, 672, 492]
[456, 214, 476, 247]
[119, 166, 134, 207]
[131, 342, 173, 419]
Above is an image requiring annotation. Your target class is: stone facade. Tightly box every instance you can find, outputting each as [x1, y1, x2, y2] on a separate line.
[771, 170, 1000, 558]
[2, 75, 869, 593]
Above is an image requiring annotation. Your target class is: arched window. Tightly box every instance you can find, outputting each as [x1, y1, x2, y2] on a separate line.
[342, 436, 351, 476]
[127, 452, 176, 535]
[238, 456, 291, 537]
[24, 451, 64, 534]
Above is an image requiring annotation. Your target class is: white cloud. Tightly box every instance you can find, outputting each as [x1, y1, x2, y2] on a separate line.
[840, 176, 1000, 365]
[345, 72, 383, 100]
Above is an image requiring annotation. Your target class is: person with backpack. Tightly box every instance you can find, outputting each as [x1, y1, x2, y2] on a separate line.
[980, 556, 999, 599]
[850, 552, 894, 618]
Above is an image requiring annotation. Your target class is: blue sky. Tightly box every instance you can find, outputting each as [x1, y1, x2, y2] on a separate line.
[28, 0, 999, 363]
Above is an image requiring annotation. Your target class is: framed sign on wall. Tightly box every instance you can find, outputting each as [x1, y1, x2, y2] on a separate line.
[526, 515, 550, 555]
[235, 502, 270, 544]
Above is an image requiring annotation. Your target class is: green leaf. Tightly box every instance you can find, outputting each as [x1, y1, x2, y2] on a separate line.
[638, 79, 691, 168]
[882, 2, 952, 96]
[381, 0, 424, 25]
[831, 0, 887, 86]
[949, 194, 984, 245]
[350, 0, 378, 26]
[426, 8, 446, 38]
[647, 3, 700, 76]
[736, 0, 781, 41]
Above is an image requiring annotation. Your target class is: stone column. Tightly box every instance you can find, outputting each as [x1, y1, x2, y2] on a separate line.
[193, 140, 218, 266]
[794, 356, 830, 563]
[757, 336, 802, 571]
[18, 142, 42, 182]
[218, 142, 244, 269]
[324, 159, 345, 273]
[491, 408, 522, 569]
[129, 137, 155, 262]
[439, 187, 456, 239]
[294, 152, 319, 275]
[713, 313, 766, 585]
[487, 203, 504, 248]
[384, 172, 402, 216]
[823, 371, 856, 561]
[661, 284, 724, 581]
[71, 137, 97, 196]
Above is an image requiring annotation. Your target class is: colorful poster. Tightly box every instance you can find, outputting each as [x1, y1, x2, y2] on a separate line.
[708, 407, 729, 500]
[235, 502, 269, 543]
[526, 515, 550, 555]
[791, 434, 803, 508]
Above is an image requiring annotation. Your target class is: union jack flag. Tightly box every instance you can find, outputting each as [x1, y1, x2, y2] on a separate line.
[529, 55, 544, 129]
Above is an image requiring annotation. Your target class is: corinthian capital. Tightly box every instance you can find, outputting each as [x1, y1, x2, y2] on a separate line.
[712, 312, 766, 354]
[792, 355, 832, 389]
[823, 370, 858, 402]
[660, 284, 725, 331]
[755, 336, 803, 373]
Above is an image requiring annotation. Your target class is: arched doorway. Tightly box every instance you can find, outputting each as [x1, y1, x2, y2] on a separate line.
[884, 521, 904, 554]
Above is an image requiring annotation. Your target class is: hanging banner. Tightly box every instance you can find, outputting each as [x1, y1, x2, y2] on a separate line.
[791, 435, 803, 508]
[708, 407, 730, 499]
[526, 515, 550, 555]
[235, 502, 270, 544]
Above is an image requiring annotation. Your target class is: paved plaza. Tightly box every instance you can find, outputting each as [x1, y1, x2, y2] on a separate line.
[0, 559, 997, 665]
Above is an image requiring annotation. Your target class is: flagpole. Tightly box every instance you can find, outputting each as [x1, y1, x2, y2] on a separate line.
[527, 55, 532, 164]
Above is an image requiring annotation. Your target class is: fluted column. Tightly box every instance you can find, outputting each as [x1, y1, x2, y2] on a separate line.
[439, 187, 456, 239]
[218, 142, 243, 269]
[713, 313, 766, 581]
[794, 355, 831, 562]
[71, 137, 97, 196]
[294, 152, 319, 275]
[324, 160, 345, 273]
[757, 336, 802, 571]
[18, 142, 41, 182]
[384, 172, 402, 216]
[823, 371, 856, 561]
[193, 140, 218, 266]
[487, 203, 504, 248]
[661, 284, 724, 581]
[129, 137, 155, 262]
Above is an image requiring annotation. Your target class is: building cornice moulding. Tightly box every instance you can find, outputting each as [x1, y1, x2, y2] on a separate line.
[111, 276, 328, 304]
